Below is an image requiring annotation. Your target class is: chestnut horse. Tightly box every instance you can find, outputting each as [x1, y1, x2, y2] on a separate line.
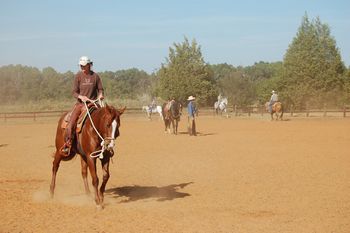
[265, 101, 283, 120]
[50, 100, 125, 209]
[162, 101, 181, 134]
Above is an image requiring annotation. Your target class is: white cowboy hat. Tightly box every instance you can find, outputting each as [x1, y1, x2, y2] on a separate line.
[187, 96, 195, 101]
[272, 90, 276, 94]
[79, 56, 93, 66]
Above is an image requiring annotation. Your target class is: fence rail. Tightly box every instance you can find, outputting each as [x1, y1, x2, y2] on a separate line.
[1, 105, 350, 121]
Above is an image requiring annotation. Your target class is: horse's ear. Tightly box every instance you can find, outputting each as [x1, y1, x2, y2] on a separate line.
[118, 106, 126, 115]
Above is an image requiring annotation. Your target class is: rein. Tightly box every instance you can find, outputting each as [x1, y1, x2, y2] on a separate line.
[83, 99, 115, 160]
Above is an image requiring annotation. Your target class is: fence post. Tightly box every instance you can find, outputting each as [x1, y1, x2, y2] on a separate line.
[234, 105, 237, 117]
[33, 112, 36, 121]
[323, 103, 327, 117]
[261, 105, 264, 117]
[248, 106, 251, 117]
[290, 104, 294, 117]
[306, 103, 309, 117]
[343, 104, 346, 118]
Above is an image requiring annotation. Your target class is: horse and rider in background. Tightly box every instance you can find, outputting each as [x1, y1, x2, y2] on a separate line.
[266, 90, 283, 120]
[142, 105, 163, 120]
[142, 98, 163, 120]
[214, 94, 229, 117]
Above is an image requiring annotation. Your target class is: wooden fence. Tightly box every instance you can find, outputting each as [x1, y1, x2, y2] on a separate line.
[199, 104, 350, 118]
[1, 105, 350, 121]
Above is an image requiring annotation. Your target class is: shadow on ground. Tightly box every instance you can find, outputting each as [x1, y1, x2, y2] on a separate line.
[178, 131, 215, 136]
[106, 182, 193, 202]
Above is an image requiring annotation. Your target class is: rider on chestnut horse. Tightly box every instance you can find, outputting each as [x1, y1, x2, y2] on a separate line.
[61, 56, 104, 156]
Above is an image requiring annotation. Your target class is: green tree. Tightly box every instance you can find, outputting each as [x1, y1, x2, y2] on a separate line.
[282, 14, 346, 108]
[157, 37, 217, 105]
[99, 68, 151, 99]
[219, 70, 255, 107]
[245, 62, 283, 104]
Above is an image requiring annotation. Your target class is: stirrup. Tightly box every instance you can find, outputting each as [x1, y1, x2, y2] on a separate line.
[61, 142, 72, 156]
[61, 146, 70, 155]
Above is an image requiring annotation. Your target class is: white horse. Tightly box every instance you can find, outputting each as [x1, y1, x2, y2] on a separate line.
[142, 105, 163, 120]
[214, 97, 229, 117]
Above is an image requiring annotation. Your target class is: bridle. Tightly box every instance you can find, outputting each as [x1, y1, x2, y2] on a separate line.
[83, 98, 116, 159]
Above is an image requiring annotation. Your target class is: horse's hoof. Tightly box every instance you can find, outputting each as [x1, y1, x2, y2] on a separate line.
[96, 204, 104, 210]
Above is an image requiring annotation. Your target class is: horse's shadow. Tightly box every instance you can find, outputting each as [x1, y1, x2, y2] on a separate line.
[178, 131, 215, 136]
[106, 182, 193, 203]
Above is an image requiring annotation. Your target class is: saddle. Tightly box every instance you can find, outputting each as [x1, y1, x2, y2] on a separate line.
[61, 106, 96, 133]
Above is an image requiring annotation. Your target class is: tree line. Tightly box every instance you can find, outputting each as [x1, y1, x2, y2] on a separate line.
[1, 14, 349, 110]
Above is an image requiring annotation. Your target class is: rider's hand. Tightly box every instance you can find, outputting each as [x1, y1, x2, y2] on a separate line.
[79, 95, 91, 103]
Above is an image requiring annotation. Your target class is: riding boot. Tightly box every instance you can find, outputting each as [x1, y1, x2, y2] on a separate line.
[61, 139, 72, 156]
[61, 127, 73, 155]
[61, 104, 81, 156]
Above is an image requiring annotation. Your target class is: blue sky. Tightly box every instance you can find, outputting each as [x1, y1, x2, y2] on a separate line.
[1, 0, 349, 73]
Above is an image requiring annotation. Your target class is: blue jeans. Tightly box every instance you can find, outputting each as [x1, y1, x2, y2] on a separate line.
[269, 101, 276, 112]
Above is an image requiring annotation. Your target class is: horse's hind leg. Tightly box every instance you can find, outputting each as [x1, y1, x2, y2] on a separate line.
[81, 157, 90, 195]
[50, 151, 62, 198]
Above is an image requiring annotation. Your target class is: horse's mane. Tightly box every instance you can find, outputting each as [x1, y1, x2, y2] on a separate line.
[90, 104, 121, 123]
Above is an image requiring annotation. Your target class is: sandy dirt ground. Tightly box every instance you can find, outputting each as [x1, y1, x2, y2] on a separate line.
[0, 114, 350, 233]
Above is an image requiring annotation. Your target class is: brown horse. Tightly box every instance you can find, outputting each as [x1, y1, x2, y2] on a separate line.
[162, 101, 181, 134]
[50, 101, 125, 209]
[266, 101, 283, 120]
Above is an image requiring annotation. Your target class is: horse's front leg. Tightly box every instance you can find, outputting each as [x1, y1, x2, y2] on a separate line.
[164, 120, 169, 133]
[99, 156, 111, 205]
[166, 120, 171, 134]
[172, 119, 176, 134]
[87, 158, 101, 208]
[174, 119, 178, 135]
[80, 156, 90, 195]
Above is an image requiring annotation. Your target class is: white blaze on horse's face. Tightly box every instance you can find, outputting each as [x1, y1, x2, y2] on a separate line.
[108, 119, 118, 149]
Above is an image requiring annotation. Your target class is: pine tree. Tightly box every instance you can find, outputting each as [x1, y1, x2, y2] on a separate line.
[157, 37, 216, 105]
[282, 14, 345, 108]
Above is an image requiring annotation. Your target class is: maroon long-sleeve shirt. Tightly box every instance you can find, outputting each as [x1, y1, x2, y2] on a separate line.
[72, 71, 104, 102]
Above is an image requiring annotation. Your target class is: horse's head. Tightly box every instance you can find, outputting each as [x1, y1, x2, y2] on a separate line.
[170, 101, 181, 119]
[95, 105, 126, 153]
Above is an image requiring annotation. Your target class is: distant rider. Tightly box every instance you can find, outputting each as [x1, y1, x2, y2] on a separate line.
[269, 90, 278, 113]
